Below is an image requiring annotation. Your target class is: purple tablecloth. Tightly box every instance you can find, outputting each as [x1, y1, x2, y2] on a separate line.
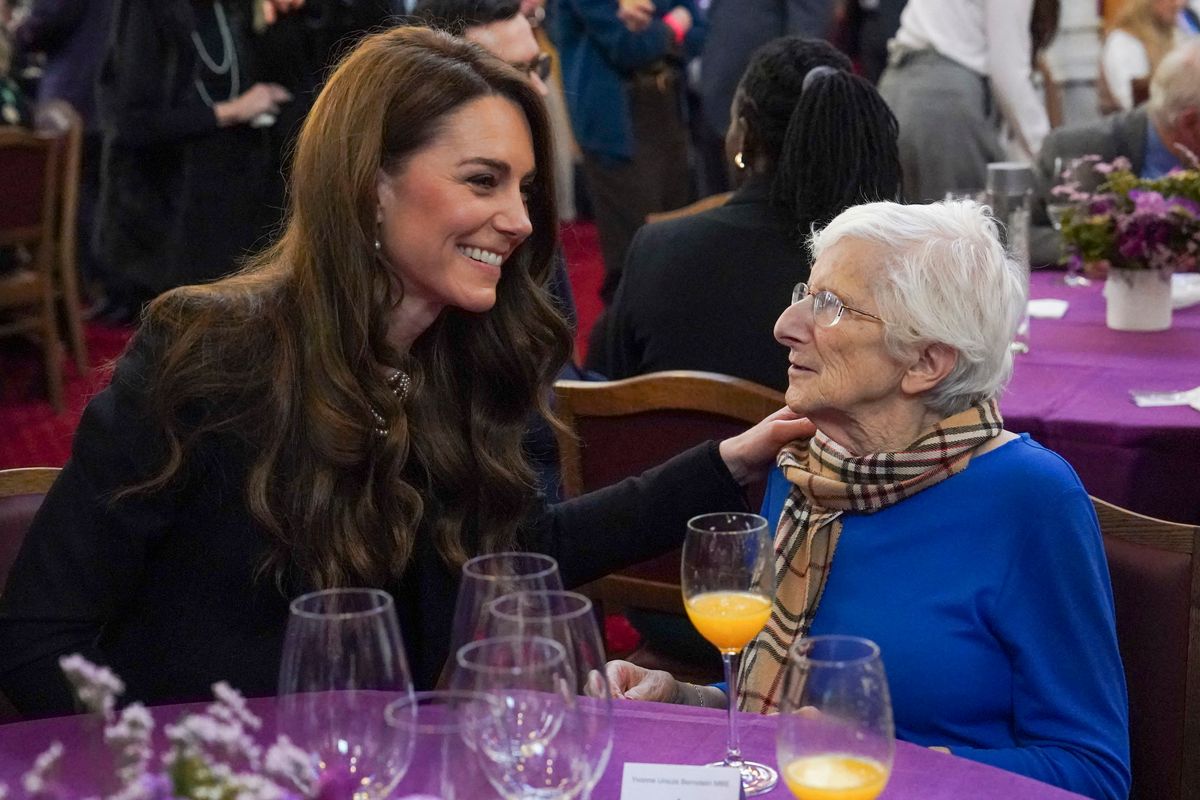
[1002, 271, 1200, 523]
[0, 698, 1086, 799]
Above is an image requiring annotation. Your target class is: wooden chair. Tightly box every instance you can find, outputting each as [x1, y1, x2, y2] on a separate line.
[0, 126, 65, 410]
[34, 101, 88, 374]
[0, 467, 59, 721]
[553, 371, 783, 616]
[1092, 496, 1200, 800]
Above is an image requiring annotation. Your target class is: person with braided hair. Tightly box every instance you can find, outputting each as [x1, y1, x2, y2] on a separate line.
[589, 36, 901, 392]
[604, 199, 1131, 800]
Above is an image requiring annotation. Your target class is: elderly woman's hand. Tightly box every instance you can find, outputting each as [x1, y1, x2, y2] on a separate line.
[604, 660, 730, 707]
[718, 408, 815, 487]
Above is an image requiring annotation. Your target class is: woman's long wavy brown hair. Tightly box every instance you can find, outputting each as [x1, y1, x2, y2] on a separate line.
[129, 26, 571, 590]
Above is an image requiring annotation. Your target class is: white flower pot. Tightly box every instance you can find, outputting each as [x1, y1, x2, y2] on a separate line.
[1104, 269, 1173, 331]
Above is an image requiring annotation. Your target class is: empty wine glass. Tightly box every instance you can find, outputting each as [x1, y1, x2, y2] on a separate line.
[682, 512, 777, 796]
[453, 635, 590, 799]
[485, 591, 614, 795]
[278, 588, 415, 799]
[446, 552, 564, 681]
[776, 636, 895, 800]
[385, 690, 503, 799]
[1049, 156, 1093, 287]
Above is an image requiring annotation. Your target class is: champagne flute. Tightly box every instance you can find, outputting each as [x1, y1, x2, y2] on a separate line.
[278, 588, 416, 799]
[447, 552, 564, 678]
[776, 636, 894, 800]
[385, 690, 504, 799]
[485, 590, 614, 795]
[452, 635, 589, 799]
[682, 512, 776, 795]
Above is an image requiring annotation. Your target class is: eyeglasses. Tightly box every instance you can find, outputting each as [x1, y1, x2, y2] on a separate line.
[790, 282, 886, 327]
[512, 52, 552, 82]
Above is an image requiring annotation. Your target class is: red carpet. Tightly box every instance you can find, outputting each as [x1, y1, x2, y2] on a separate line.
[0, 222, 606, 468]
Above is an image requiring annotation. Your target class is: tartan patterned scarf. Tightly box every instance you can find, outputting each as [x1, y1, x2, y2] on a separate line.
[737, 399, 1004, 714]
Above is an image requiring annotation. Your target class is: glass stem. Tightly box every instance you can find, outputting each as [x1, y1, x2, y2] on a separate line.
[722, 651, 743, 766]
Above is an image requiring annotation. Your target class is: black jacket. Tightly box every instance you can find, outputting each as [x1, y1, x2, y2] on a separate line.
[0, 334, 746, 716]
[590, 178, 805, 392]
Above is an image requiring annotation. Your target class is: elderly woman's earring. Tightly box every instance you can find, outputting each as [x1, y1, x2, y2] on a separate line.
[734, 151, 746, 170]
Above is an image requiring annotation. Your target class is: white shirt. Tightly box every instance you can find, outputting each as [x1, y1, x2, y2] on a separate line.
[1101, 29, 1151, 111]
[893, 0, 1049, 158]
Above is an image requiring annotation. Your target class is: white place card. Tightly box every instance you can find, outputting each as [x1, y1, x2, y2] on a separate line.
[1027, 298, 1069, 318]
[621, 762, 743, 800]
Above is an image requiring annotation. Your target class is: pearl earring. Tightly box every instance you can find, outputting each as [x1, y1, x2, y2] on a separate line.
[734, 151, 746, 170]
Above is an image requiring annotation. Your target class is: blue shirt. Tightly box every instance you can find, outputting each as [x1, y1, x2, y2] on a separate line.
[760, 434, 1130, 800]
[1141, 120, 1181, 179]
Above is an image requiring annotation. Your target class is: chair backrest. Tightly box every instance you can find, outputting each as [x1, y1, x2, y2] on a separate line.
[0, 467, 59, 721]
[0, 467, 60, 594]
[1092, 496, 1200, 800]
[553, 371, 783, 613]
[0, 126, 59, 252]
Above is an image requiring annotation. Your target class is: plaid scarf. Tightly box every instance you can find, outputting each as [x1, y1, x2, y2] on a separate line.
[737, 399, 1004, 714]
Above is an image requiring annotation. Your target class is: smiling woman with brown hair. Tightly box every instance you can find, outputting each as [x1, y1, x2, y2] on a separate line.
[0, 25, 808, 715]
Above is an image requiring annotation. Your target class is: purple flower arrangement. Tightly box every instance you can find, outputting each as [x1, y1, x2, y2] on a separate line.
[1053, 156, 1200, 276]
[0, 656, 319, 800]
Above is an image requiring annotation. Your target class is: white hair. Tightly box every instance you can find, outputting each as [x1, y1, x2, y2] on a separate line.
[809, 200, 1026, 417]
[1148, 39, 1200, 127]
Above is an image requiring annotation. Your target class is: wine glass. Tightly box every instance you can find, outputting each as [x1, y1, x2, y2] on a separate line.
[278, 588, 416, 799]
[682, 512, 777, 795]
[452, 635, 590, 799]
[485, 590, 614, 795]
[1050, 156, 1092, 287]
[446, 552, 564, 680]
[776, 636, 895, 800]
[385, 690, 504, 799]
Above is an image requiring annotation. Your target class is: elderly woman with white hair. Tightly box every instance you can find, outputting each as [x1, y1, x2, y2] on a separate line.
[607, 200, 1131, 800]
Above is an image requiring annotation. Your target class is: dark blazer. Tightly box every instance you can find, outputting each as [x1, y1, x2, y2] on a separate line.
[698, 0, 835, 137]
[0, 333, 747, 716]
[591, 178, 804, 392]
[1031, 107, 1148, 267]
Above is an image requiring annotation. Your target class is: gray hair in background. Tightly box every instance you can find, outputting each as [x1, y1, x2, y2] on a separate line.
[809, 200, 1026, 417]
[1148, 39, 1200, 127]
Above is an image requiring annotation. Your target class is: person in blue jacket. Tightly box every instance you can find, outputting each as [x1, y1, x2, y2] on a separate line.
[605, 199, 1131, 800]
[552, 0, 704, 303]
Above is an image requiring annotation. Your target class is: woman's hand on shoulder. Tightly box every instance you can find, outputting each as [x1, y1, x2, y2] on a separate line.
[718, 408, 815, 487]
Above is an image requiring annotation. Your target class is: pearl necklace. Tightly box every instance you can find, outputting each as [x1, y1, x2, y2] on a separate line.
[371, 369, 412, 438]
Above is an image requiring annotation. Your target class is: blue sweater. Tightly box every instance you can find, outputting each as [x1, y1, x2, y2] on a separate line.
[760, 434, 1130, 800]
[553, 0, 705, 163]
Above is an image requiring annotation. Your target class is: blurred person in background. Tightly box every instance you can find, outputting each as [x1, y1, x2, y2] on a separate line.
[878, 0, 1051, 202]
[697, 0, 835, 197]
[835, 0, 906, 85]
[1100, 0, 1184, 113]
[1031, 39, 1200, 266]
[11, 0, 115, 309]
[94, 0, 293, 323]
[591, 37, 901, 391]
[553, 0, 705, 304]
